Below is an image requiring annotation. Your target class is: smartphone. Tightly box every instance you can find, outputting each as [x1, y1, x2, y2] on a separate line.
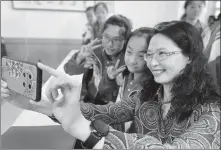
[1, 56, 42, 101]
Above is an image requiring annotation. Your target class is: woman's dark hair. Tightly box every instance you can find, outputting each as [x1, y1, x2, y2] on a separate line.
[148, 21, 220, 122]
[94, 2, 108, 13]
[181, 0, 206, 20]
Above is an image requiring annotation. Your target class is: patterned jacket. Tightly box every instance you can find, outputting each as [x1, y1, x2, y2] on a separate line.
[81, 87, 220, 149]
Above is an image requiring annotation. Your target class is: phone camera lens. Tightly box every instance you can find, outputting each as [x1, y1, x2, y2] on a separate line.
[23, 82, 25, 87]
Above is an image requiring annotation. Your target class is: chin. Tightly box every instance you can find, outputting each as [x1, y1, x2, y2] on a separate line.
[105, 50, 115, 56]
[154, 76, 170, 85]
[127, 67, 139, 73]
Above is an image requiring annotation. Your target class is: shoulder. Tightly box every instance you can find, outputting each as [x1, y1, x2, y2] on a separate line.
[190, 101, 220, 123]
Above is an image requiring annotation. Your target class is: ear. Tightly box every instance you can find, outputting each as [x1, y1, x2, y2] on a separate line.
[186, 56, 191, 64]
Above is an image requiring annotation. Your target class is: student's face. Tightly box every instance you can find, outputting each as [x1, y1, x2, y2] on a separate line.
[125, 36, 147, 73]
[95, 5, 108, 23]
[185, 1, 205, 20]
[146, 34, 190, 85]
[102, 24, 125, 56]
[86, 10, 96, 25]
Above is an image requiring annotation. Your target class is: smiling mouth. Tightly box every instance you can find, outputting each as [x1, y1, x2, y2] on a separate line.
[151, 69, 166, 76]
[107, 49, 115, 52]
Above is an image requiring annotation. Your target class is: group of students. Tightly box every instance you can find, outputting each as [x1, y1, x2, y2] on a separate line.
[1, 0, 220, 149]
[82, 2, 109, 45]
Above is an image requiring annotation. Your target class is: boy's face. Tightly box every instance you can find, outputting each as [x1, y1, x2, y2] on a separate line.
[102, 24, 126, 56]
[86, 9, 96, 25]
[125, 36, 147, 73]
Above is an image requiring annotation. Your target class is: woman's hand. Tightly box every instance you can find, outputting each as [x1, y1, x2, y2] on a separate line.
[1, 79, 53, 116]
[38, 62, 91, 141]
[107, 59, 126, 80]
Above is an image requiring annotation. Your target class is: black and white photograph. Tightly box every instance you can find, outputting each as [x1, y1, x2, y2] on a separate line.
[1, 0, 220, 149]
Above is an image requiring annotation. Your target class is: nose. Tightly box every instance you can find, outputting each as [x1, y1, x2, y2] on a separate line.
[148, 55, 159, 68]
[129, 56, 137, 65]
[106, 39, 114, 47]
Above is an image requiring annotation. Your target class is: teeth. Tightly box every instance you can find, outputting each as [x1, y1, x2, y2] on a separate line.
[153, 70, 164, 74]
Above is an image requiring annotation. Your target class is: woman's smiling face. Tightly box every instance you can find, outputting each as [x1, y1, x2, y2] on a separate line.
[146, 33, 190, 85]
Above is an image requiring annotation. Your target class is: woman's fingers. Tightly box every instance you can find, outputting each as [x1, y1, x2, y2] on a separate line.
[1, 80, 7, 88]
[37, 62, 61, 78]
[45, 86, 55, 103]
[1, 93, 11, 99]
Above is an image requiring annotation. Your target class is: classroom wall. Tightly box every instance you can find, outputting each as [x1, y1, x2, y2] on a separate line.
[114, 1, 181, 29]
[1, 1, 87, 39]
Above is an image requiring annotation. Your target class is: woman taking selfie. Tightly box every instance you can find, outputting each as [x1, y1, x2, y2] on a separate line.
[37, 21, 220, 149]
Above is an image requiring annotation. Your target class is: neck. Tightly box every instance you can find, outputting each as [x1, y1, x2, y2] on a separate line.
[106, 51, 120, 61]
[162, 84, 172, 103]
[133, 72, 145, 81]
[185, 17, 198, 26]
[97, 20, 104, 26]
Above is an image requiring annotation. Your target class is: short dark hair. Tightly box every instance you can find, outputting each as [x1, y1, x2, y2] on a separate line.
[102, 14, 132, 39]
[85, 6, 94, 12]
[94, 2, 108, 13]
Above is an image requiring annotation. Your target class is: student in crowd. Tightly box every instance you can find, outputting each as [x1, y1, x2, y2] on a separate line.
[63, 14, 132, 106]
[82, 6, 96, 45]
[36, 21, 220, 149]
[181, 0, 210, 48]
[102, 27, 154, 132]
[92, 2, 109, 40]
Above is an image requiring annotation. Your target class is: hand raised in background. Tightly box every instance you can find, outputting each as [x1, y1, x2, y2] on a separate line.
[76, 39, 102, 69]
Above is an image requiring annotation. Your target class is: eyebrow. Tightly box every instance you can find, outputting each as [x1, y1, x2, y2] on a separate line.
[147, 48, 167, 52]
[103, 33, 122, 39]
[139, 50, 146, 53]
[127, 45, 133, 50]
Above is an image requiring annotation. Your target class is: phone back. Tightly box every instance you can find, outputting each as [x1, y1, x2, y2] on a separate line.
[1, 57, 42, 101]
